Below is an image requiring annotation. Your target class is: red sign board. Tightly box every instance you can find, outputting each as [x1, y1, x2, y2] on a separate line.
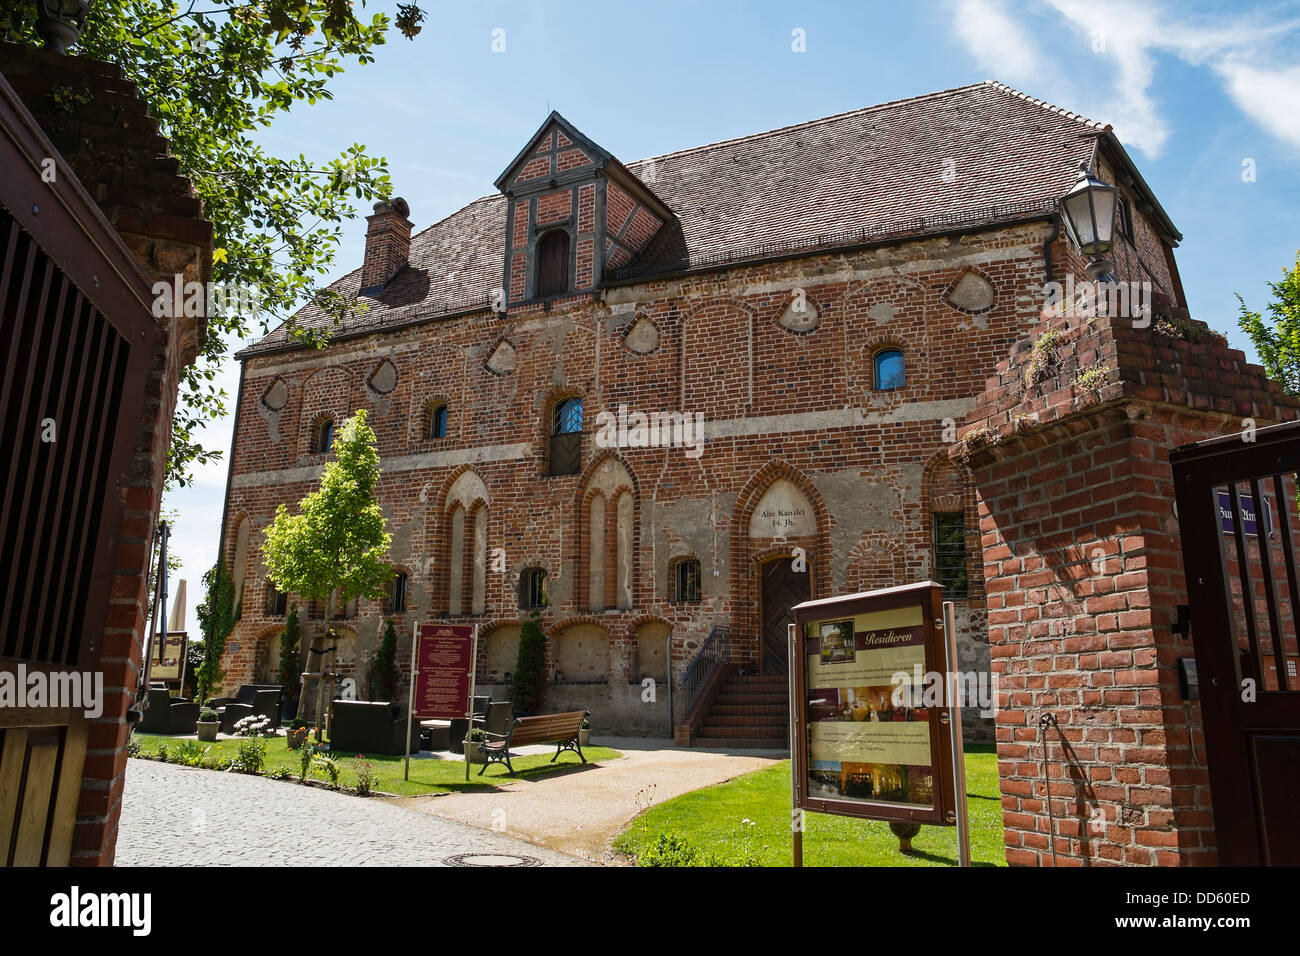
[413, 623, 474, 719]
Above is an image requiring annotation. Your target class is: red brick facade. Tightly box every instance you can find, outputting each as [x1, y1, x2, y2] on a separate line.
[955, 296, 1298, 865]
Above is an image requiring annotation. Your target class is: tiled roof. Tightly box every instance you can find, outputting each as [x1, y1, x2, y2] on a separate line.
[243, 81, 1115, 356]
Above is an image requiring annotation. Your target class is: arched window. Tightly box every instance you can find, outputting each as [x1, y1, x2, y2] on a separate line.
[387, 571, 408, 614]
[549, 397, 583, 476]
[312, 416, 334, 453]
[673, 558, 702, 603]
[428, 403, 448, 439]
[874, 348, 905, 391]
[519, 568, 548, 610]
[537, 230, 570, 298]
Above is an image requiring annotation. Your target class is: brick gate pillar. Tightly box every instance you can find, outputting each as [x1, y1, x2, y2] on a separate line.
[953, 303, 1297, 866]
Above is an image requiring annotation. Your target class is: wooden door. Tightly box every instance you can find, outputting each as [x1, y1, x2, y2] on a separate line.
[1171, 422, 1300, 865]
[761, 557, 810, 675]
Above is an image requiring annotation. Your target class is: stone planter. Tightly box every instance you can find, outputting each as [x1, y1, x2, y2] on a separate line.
[196, 721, 218, 743]
[578, 729, 591, 747]
[465, 738, 486, 764]
[287, 728, 310, 750]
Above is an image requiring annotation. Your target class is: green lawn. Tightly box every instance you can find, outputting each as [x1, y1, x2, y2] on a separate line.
[613, 745, 1005, 867]
[132, 733, 621, 797]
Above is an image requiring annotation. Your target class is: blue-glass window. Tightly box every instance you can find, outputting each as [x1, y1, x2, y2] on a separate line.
[554, 397, 583, 435]
[429, 404, 448, 438]
[874, 349, 905, 390]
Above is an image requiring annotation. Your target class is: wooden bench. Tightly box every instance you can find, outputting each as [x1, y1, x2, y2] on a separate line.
[477, 709, 590, 776]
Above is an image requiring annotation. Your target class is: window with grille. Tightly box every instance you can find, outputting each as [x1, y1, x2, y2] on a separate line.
[933, 512, 968, 598]
[265, 586, 287, 617]
[389, 572, 408, 613]
[519, 568, 547, 609]
[875, 349, 905, 391]
[674, 559, 702, 603]
[537, 230, 570, 298]
[549, 397, 583, 476]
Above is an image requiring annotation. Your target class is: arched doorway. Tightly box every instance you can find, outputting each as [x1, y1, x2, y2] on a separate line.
[759, 554, 810, 674]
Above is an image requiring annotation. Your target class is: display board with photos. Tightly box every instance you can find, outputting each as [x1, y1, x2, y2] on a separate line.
[790, 582, 957, 825]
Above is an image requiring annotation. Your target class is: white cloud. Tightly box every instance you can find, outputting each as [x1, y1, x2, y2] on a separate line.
[950, 0, 1043, 85]
[950, 0, 1300, 156]
[1214, 60, 1300, 152]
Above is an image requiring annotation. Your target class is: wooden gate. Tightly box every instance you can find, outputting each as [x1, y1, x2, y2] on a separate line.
[1, 75, 159, 865]
[1170, 422, 1300, 865]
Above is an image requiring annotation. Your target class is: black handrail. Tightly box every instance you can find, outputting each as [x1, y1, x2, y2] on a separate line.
[679, 624, 730, 719]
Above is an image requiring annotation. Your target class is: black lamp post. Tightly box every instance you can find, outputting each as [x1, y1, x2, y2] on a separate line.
[36, 0, 94, 54]
[1059, 162, 1119, 277]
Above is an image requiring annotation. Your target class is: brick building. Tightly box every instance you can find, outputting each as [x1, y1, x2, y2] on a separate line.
[218, 81, 1188, 752]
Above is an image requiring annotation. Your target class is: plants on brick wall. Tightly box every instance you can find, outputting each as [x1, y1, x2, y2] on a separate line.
[4, 1, 427, 489]
[195, 561, 242, 703]
[368, 619, 400, 703]
[511, 611, 547, 715]
[262, 410, 393, 721]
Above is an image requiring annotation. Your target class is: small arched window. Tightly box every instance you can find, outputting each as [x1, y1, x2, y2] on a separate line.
[312, 417, 334, 453]
[673, 558, 702, 603]
[428, 403, 448, 439]
[388, 571, 408, 613]
[537, 230, 570, 298]
[519, 568, 548, 610]
[549, 397, 583, 476]
[874, 349, 905, 391]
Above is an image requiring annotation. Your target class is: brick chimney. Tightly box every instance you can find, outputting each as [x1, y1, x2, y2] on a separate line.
[359, 196, 412, 294]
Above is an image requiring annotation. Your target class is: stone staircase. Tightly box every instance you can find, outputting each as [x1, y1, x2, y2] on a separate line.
[694, 674, 789, 749]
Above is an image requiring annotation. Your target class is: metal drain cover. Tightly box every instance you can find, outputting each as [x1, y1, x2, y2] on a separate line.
[444, 852, 540, 867]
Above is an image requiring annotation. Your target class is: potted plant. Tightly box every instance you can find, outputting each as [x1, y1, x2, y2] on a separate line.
[464, 727, 487, 765]
[578, 713, 591, 747]
[197, 709, 219, 742]
[286, 718, 311, 750]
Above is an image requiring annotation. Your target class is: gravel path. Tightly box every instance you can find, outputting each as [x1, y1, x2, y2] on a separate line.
[389, 737, 784, 863]
[116, 759, 587, 867]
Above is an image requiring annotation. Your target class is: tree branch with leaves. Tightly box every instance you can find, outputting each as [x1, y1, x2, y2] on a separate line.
[4, 0, 426, 489]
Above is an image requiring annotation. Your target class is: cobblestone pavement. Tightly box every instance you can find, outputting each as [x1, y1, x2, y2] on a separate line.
[115, 759, 588, 867]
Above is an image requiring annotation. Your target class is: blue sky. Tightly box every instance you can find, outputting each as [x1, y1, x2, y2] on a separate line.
[165, 0, 1300, 612]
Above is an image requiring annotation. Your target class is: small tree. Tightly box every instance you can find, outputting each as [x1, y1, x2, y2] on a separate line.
[1238, 251, 1300, 396]
[194, 562, 241, 703]
[511, 611, 547, 714]
[262, 410, 393, 725]
[278, 604, 303, 698]
[369, 619, 401, 702]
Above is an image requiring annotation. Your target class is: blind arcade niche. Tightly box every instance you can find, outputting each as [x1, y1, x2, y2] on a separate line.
[790, 583, 961, 829]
